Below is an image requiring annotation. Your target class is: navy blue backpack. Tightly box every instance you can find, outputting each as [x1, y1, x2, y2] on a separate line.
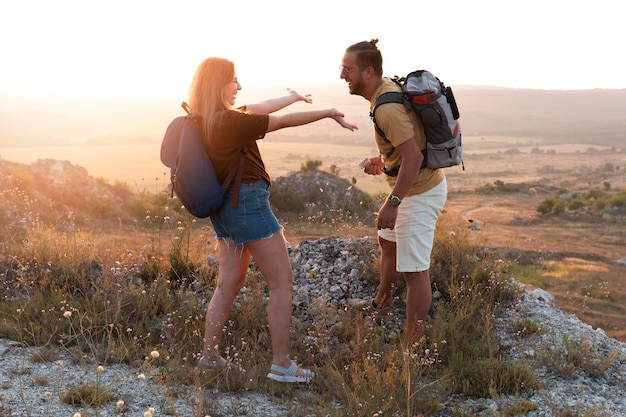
[160, 102, 248, 218]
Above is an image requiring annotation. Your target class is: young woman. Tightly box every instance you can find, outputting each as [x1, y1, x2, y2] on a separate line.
[190, 57, 357, 382]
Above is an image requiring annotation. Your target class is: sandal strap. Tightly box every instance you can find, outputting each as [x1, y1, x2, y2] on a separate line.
[270, 360, 298, 376]
[270, 360, 314, 379]
[267, 360, 314, 382]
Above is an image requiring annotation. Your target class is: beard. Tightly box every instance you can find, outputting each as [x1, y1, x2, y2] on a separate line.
[348, 78, 366, 97]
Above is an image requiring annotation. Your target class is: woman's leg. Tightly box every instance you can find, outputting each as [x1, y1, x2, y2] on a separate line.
[245, 230, 306, 375]
[202, 238, 250, 361]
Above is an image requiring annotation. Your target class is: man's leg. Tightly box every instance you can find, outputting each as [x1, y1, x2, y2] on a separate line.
[374, 236, 400, 309]
[396, 180, 447, 348]
[403, 269, 432, 350]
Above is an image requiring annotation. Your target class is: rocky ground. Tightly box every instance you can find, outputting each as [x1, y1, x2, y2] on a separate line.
[1, 236, 625, 416]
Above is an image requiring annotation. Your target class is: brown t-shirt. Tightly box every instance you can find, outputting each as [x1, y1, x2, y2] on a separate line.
[370, 79, 445, 195]
[205, 108, 271, 186]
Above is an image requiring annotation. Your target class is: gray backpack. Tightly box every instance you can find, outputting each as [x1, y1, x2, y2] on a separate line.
[370, 70, 464, 175]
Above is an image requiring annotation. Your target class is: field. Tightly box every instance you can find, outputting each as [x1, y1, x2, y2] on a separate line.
[2, 86, 626, 416]
[451, 150, 626, 342]
[237, 136, 626, 341]
[2, 85, 625, 344]
[2, 136, 625, 342]
[262, 138, 626, 342]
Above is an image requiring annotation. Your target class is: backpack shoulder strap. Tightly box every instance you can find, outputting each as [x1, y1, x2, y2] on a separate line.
[368, 76, 409, 134]
[369, 86, 428, 173]
[370, 91, 412, 139]
[370, 91, 411, 158]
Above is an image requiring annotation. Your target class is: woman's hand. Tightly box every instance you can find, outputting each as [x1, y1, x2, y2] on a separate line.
[328, 108, 358, 131]
[287, 88, 312, 104]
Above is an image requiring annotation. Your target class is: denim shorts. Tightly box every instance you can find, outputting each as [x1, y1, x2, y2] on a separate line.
[378, 178, 447, 272]
[210, 180, 282, 245]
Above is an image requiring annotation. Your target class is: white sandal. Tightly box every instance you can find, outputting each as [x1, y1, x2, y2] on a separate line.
[267, 360, 314, 383]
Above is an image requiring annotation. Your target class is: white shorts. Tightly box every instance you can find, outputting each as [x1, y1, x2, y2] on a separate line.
[378, 178, 447, 272]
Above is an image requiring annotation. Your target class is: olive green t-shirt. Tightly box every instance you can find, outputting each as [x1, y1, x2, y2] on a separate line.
[205, 108, 271, 186]
[370, 78, 445, 195]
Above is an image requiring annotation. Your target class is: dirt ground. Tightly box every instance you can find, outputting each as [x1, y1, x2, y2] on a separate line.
[445, 190, 626, 341]
[442, 148, 626, 342]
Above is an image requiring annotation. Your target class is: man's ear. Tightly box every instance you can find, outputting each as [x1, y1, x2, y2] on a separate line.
[362, 66, 375, 79]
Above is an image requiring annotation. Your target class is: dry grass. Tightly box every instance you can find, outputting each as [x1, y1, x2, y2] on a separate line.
[1, 145, 624, 415]
[0, 180, 540, 416]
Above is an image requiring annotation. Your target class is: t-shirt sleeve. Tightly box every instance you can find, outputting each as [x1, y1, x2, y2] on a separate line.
[209, 110, 271, 185]
[224, 111, 269, 147]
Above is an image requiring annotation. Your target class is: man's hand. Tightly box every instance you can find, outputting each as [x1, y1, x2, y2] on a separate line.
[376, 203, 398, 230]
[361, 155, 384, 176]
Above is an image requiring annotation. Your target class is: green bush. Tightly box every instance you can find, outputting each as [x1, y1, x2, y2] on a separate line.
[269, 186, 305, 212]
[567, 198, 584, 211]
[584, 187, 605, 200]
[537, 198, 555, 214]
[300, 159, 322, 173]
[609, 190, 626, 207]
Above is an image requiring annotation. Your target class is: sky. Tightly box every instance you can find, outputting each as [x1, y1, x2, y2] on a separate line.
[1, 0, 625, 105]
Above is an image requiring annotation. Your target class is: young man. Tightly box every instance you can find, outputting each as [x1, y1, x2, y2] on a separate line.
[341, 39, 447, 350]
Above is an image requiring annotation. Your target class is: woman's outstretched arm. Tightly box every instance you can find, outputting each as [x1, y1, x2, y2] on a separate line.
[266, 108, 358, 133]
[247, 88, 312, 114]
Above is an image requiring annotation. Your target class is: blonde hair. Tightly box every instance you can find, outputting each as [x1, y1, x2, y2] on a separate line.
[188, 57, 236, 141]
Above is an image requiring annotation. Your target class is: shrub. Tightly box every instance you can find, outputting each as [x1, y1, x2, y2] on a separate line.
[537, 198, 555, 214]
[609, 190, 626, 207]
[567, 198, 584, 211]
[539, 333, 619, 379]
[300, 159, 322, 173]
[537, 197, 568, 215]
[269, 186, 305, 212]
[329, 164, 341, 176]
[584, 187, 605, 200]
[60, 383, 114, 407]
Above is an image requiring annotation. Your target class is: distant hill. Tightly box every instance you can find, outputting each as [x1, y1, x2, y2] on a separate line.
[323, 84, 626, 147]
[1, 86, 625, 148]
[453, 87, 626, 146]
[0, 158, 376, 232]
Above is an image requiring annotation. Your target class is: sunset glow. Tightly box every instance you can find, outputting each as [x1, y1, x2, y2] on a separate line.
[1, 0, 623, 99]
[1, 0, 624, 188]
